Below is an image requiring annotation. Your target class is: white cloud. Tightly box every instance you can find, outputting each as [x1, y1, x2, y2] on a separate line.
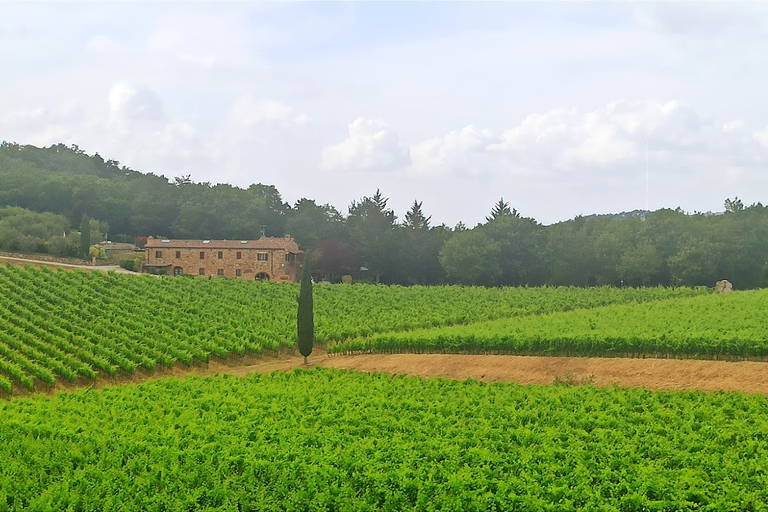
[322, 118, 410, 172]
[137, 121, 221, 173]
[230, 97, 309, 128]
[634, 3, 768, 37]
[723, 120, 745, 133]
[410, 125, 498, 176]
[485, 100, 755, 174]
[108, 82, 164, 125]
[0, 101, 89, 148]
[401, 99, 768, 201]
[4, 2, 768, 226]
[754, 128, 768, 149]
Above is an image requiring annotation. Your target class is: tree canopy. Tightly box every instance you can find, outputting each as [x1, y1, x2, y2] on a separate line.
[2, 141, 768, 288]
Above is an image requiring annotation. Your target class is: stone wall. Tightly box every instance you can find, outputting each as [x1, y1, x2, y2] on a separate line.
[147, 247, 300, 281]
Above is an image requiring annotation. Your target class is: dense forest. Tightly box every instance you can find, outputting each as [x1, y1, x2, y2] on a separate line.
[1, 141, 766, 289]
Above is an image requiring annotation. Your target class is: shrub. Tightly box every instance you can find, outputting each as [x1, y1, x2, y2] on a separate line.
[18, 235, 45, 254]
[0, 227, 20, 251]
[47, 236, 77, 257]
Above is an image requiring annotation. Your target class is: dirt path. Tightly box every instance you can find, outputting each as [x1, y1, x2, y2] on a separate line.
[0, 255, 135, 274]
[319, 353, 768, 394]
[30, 350, 768, 397]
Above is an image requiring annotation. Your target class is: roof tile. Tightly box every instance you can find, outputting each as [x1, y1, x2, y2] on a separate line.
[146, 237, 302, 252]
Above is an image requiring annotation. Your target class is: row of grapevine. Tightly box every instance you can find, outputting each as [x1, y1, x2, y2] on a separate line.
[0, 264, 710, 393]
[1, 369, 766, 510]
[330, 290, 768, 359]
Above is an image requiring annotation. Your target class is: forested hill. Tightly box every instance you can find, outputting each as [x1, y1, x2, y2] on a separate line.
[0, 142, 286, 239]
[2, 141, 768, 289]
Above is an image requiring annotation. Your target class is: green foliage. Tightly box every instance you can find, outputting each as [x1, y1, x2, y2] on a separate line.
[45, 235, 78, 257]
[331, 289, 768, 360]
[347, 189, 398, 283]
[439, 229, 502, 285]
[404, 200, 431, 230]
[79, 214, 90, 258]
[88, 244, 105, 260]
[286, 198, 346, 248]
[485, 197, 515, 222]
[0, 265, 705, 393]
[297, 259, 314, 360]
[441, 208, 543, 286]
[6, 142, 768, 287]
[668, 240, 719, 286]
[0, 207, 73, 255]
[118, 259, 137, 272]
[1, 370, 768, 509]
[724, 196, 745, 212]
[617, 241, 662, 286]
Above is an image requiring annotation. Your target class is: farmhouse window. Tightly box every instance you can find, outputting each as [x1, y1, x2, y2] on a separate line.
[236, 269, 242, 277]
[198, 268, 205, 276]
[236, 251, 242, 259]
[217, 269, 225, 276]
[199, 251, 205, 259]
[218, 251, 223, 259]
[257, 252, 268, 261]
[155, 251, 162, 258]
[175, 251, 181, 258]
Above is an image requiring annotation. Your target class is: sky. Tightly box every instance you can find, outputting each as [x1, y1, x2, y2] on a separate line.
[2, 1, 768, 227]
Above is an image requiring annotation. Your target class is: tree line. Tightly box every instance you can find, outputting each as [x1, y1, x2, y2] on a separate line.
[1, 141, 766, 288]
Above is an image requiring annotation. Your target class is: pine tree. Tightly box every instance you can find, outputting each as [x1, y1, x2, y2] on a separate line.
[486, 198, 519, 222]
[371, 188, 389, 211]
[297, 256, 314, 365]
[404, 200, 431, 230]
[79, 214, 91, 258]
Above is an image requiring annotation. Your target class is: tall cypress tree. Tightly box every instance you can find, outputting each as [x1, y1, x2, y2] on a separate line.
[79, 214, 91, 258]
[297, 256, 314, 365]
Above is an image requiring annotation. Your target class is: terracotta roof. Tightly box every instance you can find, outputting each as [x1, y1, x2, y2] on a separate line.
[146, 237, 302, 252]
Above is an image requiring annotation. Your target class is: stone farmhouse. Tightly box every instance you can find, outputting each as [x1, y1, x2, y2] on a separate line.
[144, 236, 304, 281]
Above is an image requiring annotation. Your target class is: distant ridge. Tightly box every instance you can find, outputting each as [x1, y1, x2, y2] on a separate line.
[582, 209, 650, 221]
[580, 209, 720, 222]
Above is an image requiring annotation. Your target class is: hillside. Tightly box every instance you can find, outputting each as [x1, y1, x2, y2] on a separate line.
[0, 265, 709, 394]
[3, 141, 768, 288]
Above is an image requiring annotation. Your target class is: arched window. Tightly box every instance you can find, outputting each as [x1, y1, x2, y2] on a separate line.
[255, 272, 270, 281]
[173, 267, 183, 276]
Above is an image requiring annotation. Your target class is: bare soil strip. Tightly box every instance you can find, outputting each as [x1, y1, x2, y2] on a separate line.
[10, 350, 768, 398]
[319, 353, 768, 394]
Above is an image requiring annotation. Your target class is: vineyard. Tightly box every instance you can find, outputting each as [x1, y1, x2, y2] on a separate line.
[1, 369, 767, 511]
[329, 289, 768, 359]
[0, 265, 707, 394]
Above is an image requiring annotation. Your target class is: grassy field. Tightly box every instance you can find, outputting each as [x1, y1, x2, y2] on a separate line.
[1, 369, 767, 511]
[2, 265, 765, 510]
[330, 289, 768, 360]
[0, 264, 709, 393]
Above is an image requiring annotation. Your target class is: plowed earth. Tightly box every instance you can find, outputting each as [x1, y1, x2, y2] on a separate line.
[18, 349, 760, 397]
[320, 353, 768, 394]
